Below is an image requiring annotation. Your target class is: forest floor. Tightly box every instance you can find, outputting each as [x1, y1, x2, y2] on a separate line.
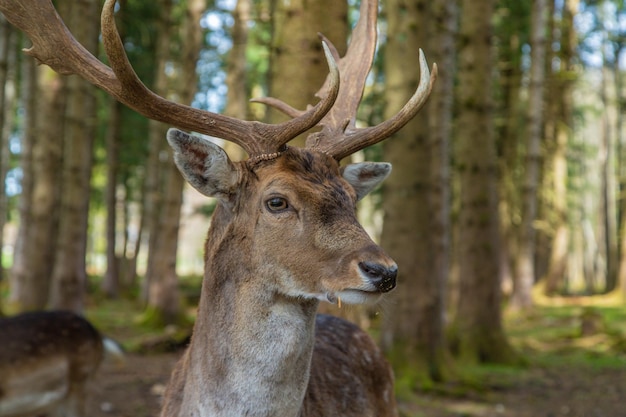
[82, 295, 626, 417]
[85, 352, 626, 417]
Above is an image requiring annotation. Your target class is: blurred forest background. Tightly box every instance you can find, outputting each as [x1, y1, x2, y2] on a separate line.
[2, 0, 626, 410]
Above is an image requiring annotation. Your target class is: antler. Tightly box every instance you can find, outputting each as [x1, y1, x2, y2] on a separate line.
[0, 0, 340, 158]
[254, 0, 438, 161]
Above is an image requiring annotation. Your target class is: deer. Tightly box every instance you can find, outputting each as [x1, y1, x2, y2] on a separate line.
[0, 0, 437, 416]
[0, 310, 105, 417]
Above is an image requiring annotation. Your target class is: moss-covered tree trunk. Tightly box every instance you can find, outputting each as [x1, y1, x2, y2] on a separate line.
[144, 0, 205, 326]
[48, 0, 99, 312]
[424, 0, 457, 379]
[450, 0, 518, 365]
[510, 0, 548, 310]
[379, 0, 451, 387]
[268, 0, 347, 146]
[102, 99, 123, 298]
[9, 30, 66, 312]
[495, 1, 529, 298]
[544, 0, 577, 295]
[102, 0, 127, 299]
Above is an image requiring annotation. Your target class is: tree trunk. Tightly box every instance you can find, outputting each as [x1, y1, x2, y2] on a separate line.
[450, 0, 518, 365]
[533, 0, 556, 296]
[510, 0, 548, 309]
[379, 0, 451, 384]
[102, 99, 123, 298]
[144, 0, 205, 325]
[424, 0, 457, 377]
[9, 43, 35, 311]
[0, 13, 16, 286]
[141, 0, 175, 305]
[222, 0, 251, 161]
[599, 53, 618, 293]
[102, 0, 127, 298]
[495, 1, 527, 298]
[268, 0, 347, 145]
[48, 0, 99, 312]
[544, 0, 578, 295]
[10, 59, 65, 311]
[617, 38, 626, 297]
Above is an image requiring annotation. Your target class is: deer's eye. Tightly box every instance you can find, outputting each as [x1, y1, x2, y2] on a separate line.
[266, 197, 289, 212]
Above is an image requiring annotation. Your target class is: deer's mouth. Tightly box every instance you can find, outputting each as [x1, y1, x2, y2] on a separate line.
[324, 289, 383, 305]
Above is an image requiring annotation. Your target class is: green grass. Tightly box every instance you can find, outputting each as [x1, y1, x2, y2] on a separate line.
[395, 300, 626, 411]
[505, 304, 626, 368]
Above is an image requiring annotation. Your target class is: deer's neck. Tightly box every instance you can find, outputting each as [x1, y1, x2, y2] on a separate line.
[180, 218, 319, 417]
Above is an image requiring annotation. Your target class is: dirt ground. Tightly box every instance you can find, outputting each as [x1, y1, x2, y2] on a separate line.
[86, 352, 179, 417]
[85, 350, 626, 417]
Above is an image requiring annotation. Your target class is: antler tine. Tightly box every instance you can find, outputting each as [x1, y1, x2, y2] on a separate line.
[250, 39, 341, 121]
[251, 0, 382, 159]
[252, 0, 437, 161]
[267, 41, 340, 151]
[315, 50, 438, 161]
[308, 0, 379, 137]
[0, 0, 339, 158]
[101, 0, 340, 157]
[253, 0, 379, 143]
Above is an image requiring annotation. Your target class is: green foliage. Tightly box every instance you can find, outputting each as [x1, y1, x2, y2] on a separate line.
[136, 304, 193, 330]
[397, 303, 626, 407]
[86, 293, 194, 353]
[507, 305, 626, 368]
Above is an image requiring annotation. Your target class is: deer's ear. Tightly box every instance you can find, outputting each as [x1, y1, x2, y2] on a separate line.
[167, 128, 239, 200]
[341, 162, 392, 201]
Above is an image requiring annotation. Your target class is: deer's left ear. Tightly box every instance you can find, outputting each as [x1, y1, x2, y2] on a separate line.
[341, 162, 392, 201]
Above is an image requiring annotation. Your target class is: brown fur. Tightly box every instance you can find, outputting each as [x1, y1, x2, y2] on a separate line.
[0, 311, 104, 417]
[304, 315, 397, 417]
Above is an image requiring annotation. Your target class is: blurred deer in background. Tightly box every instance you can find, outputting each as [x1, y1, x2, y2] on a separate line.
[0, 0, 436, 415]
[0, 311, 105, 417]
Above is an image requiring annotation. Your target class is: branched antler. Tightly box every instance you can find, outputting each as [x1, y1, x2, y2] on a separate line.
[0, 0, 340, 158]
[254, 0, 437, 161]
[0, 0, 435, 161]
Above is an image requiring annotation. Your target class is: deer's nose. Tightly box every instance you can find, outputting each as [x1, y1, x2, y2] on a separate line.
[358, 261, 397, 293]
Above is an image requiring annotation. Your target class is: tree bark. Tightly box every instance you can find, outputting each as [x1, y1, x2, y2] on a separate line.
[268, 0, 347, 146]
[599, 48, 618, 293]
[222, 0, 251, 161]
[495, 1, 528, 298]
[141, 0, 174, 305]
[424, 0, 457, 377]
[9, 42, 35, 311]
[544, 0, 578, 295]
[510, 0, 548, 309]
[48, 0, 99, 312]
[379, 0, 451, 384]
[144, 0, 205, 325]
[102, 99, 123, 298]
[10, 56, 65, 311]
[450, 0, 517, 364]
[101, 0, 128, 298]
[617, 39, 626, 297]
[0, 13, 16, 286]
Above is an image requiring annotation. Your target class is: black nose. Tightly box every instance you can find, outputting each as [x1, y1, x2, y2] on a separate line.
[358, 261, 397, 292]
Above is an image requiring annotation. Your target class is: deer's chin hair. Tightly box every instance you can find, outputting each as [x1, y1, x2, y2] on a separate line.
[320, 290, 382, 306]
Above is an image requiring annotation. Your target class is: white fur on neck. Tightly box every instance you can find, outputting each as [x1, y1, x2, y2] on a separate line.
[179, 296, 317, 417]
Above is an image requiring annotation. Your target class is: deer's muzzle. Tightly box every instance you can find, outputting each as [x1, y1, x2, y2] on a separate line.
[358, 261, 397, 293]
